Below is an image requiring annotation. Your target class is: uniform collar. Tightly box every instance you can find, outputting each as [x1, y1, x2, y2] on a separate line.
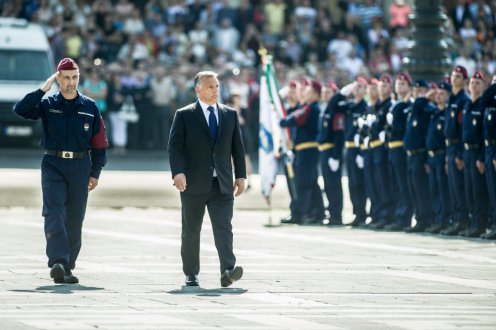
[54, 91, 84, 106]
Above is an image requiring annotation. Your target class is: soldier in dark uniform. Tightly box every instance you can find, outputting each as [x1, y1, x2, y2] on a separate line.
[344, 78, 368, 226]
[367, 74, 395, 229]
[481, 75, 496, 240]
[441, 66, 471, 236]
[384, 73, 414, 231]
[403, 79, 436, 232]
[280, 80, 325, 224]
[425, 82, 453, 233]
[13, 58, 108, 284]
[355, 78, 381, 227]
[459, 71, 489, 237]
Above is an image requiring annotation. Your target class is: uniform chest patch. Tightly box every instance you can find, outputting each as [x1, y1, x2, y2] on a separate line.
[49, 109, 62, 114]
[84, 123, 90, 131]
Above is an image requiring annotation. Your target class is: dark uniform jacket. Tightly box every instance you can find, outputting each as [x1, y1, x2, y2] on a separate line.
[280, 101, 320, 147]
[445, 89, 470, 158]
[168, 101, 246, 195]
[404, 97, 436, 151]
[426, 107, 447, 152]
[462, 96, 485, 161]
[482, 83, 496, 150]
[388, 99, 412, 142]
[318, 93, 346, 159]
[13, 89, 107, 178]
[371, 97, 392, 143]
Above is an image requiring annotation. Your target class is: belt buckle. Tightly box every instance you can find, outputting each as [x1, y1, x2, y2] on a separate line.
[62, 151, 74, 159]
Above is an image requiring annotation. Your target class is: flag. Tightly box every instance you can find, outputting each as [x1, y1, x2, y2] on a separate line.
[258, 55, 295, 203]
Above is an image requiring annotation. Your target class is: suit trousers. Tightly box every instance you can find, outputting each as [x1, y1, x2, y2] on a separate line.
[463, 149, 489, 230]
[41, 155, 90, 270]
[446, 146, 469, 226]
[486, 146, 496, 228]
[180, 178, 235, 276]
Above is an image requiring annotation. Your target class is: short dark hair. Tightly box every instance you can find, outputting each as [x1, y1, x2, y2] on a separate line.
[194, 71, 218, 87]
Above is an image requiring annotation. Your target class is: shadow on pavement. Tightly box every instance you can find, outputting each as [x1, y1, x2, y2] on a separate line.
[10, 285, 104, 294]
[168, 286, 247, 296]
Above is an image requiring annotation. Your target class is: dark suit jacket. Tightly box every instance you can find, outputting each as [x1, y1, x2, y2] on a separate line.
[168, 101, 246, 195]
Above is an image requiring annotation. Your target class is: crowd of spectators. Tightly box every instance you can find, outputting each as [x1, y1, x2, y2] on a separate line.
[2, 0, 496, 153]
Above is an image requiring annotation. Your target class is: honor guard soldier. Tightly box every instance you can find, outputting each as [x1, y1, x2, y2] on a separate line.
[13, 58, 108, 284]
[384, 72, 414, 231]
[280, 80, 325, 225]
[367, 74, 395, 229]
[404, 79, 436, 232]
[441, 65, 471, 235]
[481, 75, 496, 239]
[343, 78, 368, 226]
[460, 71, 489, 237]
[425, 82, 453, 233]
[355, 78, 381, 227]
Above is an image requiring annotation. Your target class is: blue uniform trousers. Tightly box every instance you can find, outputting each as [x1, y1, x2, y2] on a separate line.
[294, 148, 324, 219]
[362, 149, 380, 222]
[446, 146, 469, 226]
[372, 146, 394, 223]
[319, 149, 343, 221]
[389, 147, 414, 226]
[407, 152, 434, 227]
[485, 146, 496, 228]
[463, 149, 489, 230]
[427, 153, 452, 227]
[41, 155, 90, 270]
[346, 147, 367, 220]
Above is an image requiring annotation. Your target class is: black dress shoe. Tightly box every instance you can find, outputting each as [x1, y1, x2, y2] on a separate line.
[404, 224, 427, 233]
[368, 220, 388, 229]
[280, 215, 300, 224]
[461, 227, 485, 238]
[441, 223, 467, 235]
[346, 217, 365, 227]
[326, 217, 344, 226]
[482, 229, 496, 240]
[221, 266, 243, 288]
[185, 275, 199, 286]
[383, 223, 406, 231]
[50, 263, 66, 283]
[425, 223, 444, 234]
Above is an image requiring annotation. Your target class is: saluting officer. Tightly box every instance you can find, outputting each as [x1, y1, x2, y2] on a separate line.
[280, 80, 325, 225]
[460, 71, 489, 237]
[367, 74, 395, 229]
[344, 78, 368, 226]
[441, 66, 471, 236]
[13, 58, 108, 284]
[403, 79, 436, 232]
[481, 75, 496, 240]
[425, 82, 453, 233]
[384, 73, 414, 231]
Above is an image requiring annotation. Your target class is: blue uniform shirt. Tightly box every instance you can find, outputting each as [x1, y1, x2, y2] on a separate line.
[444, 89, 470, 158]
[426, 107, 446, 151]
[404, 97, 435, 150]
[370, 97, 392, 141]
[345, 99, 366, 142]
[318, 93, 347, 159]
[462, 96, 484, 161]
[388, 99, 412, 142]
[481, 83, 496, 143]
[13, 89, 108, 178]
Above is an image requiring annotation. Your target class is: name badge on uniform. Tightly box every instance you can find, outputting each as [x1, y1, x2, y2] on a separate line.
[413, 120, 417, 127]
[437, 123, 442, 130]
[84, 123, 90, 131]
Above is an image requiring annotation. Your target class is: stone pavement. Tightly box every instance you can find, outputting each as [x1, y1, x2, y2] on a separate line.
[0, 205, 495, 330]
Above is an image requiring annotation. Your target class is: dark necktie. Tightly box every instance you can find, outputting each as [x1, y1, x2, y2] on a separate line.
[207, 106, 218, 142]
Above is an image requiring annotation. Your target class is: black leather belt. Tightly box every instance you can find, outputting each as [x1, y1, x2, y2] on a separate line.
[463, 143, 480, 150]
[428, 149, 445, 157]
[445, 138, 460, 146]
[406, 148, 426, 156]
[44, 150, 89, 159]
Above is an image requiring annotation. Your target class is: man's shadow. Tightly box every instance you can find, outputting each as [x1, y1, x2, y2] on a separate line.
[168, 286, 247, 297]
[10, 285, 104, 295]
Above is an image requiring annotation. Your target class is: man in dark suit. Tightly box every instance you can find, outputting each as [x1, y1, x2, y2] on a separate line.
[168, 71, 246, 288]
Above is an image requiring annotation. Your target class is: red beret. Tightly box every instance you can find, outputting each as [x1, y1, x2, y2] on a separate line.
[356, 76, 368, 86]
[396, 72, 412, 86]
[288, 80, 298, 89]
[379, 74, 392, 84]
[453, 65, 468, 79]
[429, 82, 438, 89]
[300, 77, 311, 86]
[309, 80, 322, 95]
[472, 70, 485, 82]
[326, 80, 338, 91]
[57, 57, 78, 71]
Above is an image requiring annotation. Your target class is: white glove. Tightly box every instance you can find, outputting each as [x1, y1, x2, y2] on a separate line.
[366, 114, 376, 126]
[286, 150, 294, 163]
[357, 117, 365, 128]
[379, 131, 386, 143]
[353, 134, 360, 147]
[386, 112, 393, 125]
[340, 82, 357, 97]
[364, 136, 370, 147]
[355, 154, 364, 169]
[328, 157, 339, 172]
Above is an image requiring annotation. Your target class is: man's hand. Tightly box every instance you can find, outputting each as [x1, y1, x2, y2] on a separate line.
[41, 72, 59, 92]
[476, 160, 485, 174]
[455, 157, 464, 171]
[493, 159, 496, 171]
[173, 173, 187, 192]
[88, 177, 98, 191]
[233, 178, 245, 197]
